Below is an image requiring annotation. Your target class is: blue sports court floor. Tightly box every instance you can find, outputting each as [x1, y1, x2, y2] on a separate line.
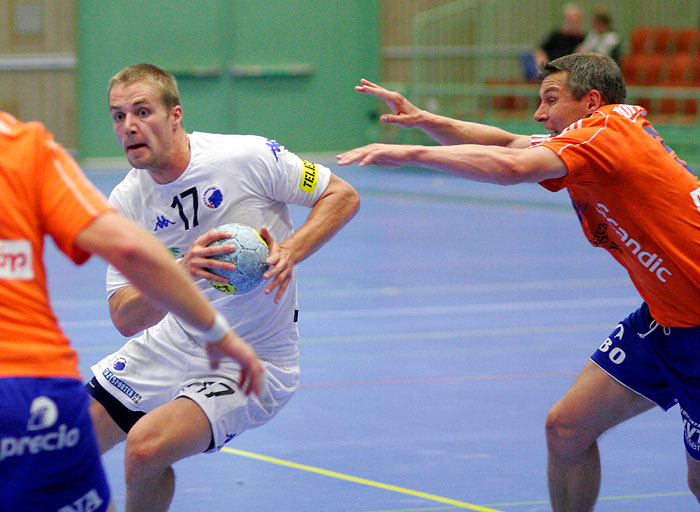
[48, 162, 696, 511]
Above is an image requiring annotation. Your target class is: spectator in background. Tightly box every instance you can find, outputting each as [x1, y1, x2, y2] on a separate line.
[523, 3, 585, 80]
[576, 8, 622, 63]
[535, 3, 585, 65]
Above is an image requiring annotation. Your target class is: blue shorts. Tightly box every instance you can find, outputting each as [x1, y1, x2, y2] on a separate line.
[591, 303, 700, 459]
[0, 377, 111, 511]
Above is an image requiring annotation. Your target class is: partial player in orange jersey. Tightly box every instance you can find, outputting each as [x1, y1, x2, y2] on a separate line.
[0, 112, 263, 512]
[339, 53, 700, 511]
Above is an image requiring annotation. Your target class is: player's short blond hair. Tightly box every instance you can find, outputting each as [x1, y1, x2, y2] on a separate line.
[108, 63, 181, 111]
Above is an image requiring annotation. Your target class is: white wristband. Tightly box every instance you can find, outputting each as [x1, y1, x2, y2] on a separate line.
[200, 311, 230, 343]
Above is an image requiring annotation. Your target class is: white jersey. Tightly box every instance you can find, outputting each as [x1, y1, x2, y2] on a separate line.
[106, 132, 331, 364]
[578, 31, 620, 58]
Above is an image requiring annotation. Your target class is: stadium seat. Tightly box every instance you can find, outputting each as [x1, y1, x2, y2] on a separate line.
[629, 27, 655, 54]
[622, 27, 700, 118]
[652, 27, 676, 53]
[675, 29, 700, 53]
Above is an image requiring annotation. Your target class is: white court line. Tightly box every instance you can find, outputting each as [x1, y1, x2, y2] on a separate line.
[301, 296, 640, 320]
[60, 296, 639, 330]
[51, 298, 107, 307]
[302, 277, 631, 298]
[61, 319, 114, 329]
[51, 278, 632, 307]
[300, 322, 613, 344]
[72, 323, 613, 355]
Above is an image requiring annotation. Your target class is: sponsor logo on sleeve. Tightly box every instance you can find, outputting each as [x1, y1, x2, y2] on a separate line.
[299, 160, 318, 195]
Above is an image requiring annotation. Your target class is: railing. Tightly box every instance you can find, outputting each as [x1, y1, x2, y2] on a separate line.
[378, 0, 700, 168]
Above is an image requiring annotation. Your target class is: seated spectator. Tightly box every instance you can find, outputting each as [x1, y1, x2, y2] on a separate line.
[534, 4, 585, 66]
[576, 8, 622, 63]
[523, 4, 585, 81]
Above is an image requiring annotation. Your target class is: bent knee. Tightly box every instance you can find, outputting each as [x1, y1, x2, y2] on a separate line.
[124, 431, 165, 482]
[545, 406, 596, 457]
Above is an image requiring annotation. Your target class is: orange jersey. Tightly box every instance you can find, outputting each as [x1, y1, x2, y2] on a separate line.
[0, 112, 113, 378]
[536, 104, 700, 327]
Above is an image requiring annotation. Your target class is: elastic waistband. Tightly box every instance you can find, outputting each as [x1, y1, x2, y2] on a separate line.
[255, 349, 299, 368]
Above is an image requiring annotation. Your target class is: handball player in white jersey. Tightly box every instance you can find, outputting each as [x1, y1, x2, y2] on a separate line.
[86, 63, 360, 512]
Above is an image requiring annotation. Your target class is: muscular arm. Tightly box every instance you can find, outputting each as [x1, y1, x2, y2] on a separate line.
[412, 112, 532, 148]
[262, 173, 360, 302]
[355, 79, 532, 148]
[285, 173, 360, 261]
[107, 285, 166, 337]
[338, 144, 567, 186]
[75, 212, 263, 391]
[99, 224, 238, 337]
[75, 213, 203, 336]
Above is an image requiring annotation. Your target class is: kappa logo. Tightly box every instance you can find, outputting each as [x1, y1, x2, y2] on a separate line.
[153, 215, 176, 231]
[27, 396, 58, 431]
[266, 139, 282, 161]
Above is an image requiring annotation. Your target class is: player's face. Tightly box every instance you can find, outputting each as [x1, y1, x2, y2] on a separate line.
[533, 71, 593, 136]
[109, 81, 183, 172]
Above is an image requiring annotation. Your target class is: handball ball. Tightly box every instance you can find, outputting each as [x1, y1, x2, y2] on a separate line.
[208, 223, 270, 295]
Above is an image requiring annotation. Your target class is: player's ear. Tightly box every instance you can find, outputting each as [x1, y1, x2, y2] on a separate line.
[586, 89, 603, 111]
[171, 105, 184, 129]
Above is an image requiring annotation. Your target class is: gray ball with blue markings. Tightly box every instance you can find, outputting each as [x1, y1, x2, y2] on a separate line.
[207, 223, 270, 295]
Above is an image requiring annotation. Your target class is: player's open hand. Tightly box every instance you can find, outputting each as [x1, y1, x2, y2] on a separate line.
[337, 143, 414, 169]
[259, 226, 294, 304]
[206, 331, 264, 396]
[181, 228, 236, 283]
[355, 78, 424, 128]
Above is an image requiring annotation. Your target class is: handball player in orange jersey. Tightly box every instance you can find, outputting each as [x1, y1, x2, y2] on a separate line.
[338, 53, 700, 511]
[0, 112, 262, 512]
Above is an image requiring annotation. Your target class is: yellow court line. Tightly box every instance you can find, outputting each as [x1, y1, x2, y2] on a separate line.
[222, 447, 503, 512]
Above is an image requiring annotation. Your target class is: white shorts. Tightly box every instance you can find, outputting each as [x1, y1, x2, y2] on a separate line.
[90, 330, 299, 451]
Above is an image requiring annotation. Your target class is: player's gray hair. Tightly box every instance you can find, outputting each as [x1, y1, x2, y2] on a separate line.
[108, 63, 181, 111]
[539, 53, 626, 105]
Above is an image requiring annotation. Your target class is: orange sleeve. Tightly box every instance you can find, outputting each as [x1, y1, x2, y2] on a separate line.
[0, 115, 114, 378]
[37, 129, 114, 264]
